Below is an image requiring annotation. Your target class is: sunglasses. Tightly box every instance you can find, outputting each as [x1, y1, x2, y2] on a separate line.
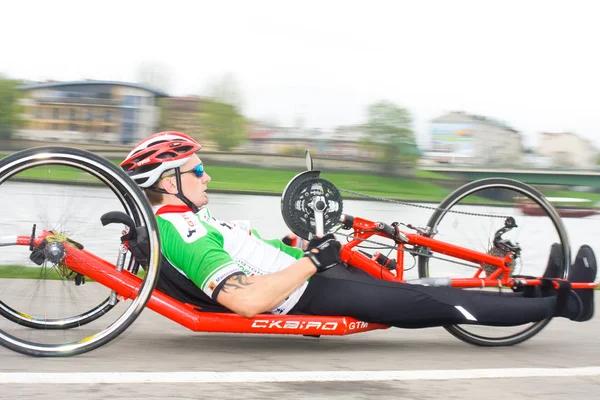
[162, 164, 204, 180]
[182, 164, 205, 178]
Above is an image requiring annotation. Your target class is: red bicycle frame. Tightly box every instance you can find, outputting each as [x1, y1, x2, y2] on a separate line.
[339, 215, 596, 291]
[16, 212, 597, 337]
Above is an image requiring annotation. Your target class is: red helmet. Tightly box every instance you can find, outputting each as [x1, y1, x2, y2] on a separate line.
[120, 131, 202, 188]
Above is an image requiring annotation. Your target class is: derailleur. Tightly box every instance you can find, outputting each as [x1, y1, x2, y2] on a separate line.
[493, 217, 522, 258]
[483, 217, 521, 274]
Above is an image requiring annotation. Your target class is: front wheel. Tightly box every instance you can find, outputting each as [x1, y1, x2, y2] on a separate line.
[417, 178, 570, 346]
[0, 146, 161, 356]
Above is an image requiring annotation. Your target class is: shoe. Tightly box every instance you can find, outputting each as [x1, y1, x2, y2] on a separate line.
[566, 245, 597, 321]
[543, 243, 564, 278]
[520, 243, 564, 298]
[513, 243, 564, 298]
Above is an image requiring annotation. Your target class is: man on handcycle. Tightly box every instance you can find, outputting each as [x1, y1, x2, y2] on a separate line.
[120, 131, 597, 329]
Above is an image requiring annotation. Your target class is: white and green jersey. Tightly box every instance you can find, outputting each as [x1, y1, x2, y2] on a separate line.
[154, 204, 307, 314]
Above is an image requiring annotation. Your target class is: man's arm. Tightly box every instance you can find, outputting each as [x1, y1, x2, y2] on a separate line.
[216, 257, 317, 318]
[216, 235, 341, 318]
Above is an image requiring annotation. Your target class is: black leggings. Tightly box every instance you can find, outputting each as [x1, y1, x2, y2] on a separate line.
[290, 264, 556, 328]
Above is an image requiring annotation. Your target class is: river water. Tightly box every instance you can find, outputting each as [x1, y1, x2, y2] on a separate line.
[0, 182, 599, 281]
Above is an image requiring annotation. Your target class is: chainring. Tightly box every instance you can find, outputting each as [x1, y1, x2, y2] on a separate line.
[281, 172, 343, 239]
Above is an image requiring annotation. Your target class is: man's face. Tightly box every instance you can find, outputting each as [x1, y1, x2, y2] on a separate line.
[160, 154, 212, 208]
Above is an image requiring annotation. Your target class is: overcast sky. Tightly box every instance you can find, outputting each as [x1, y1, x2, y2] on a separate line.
[2, 0, 598, 149]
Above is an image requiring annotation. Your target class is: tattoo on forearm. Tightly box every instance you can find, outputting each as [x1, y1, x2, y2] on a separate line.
[221, 274, 253, 293]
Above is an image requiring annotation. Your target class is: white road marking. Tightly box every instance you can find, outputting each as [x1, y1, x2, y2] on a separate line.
[0, 367, 599, 384]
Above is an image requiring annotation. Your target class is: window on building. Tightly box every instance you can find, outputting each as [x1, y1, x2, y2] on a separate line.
[104, 125, 111, 133]
[70, 109, 76, 120]
[35, 107, 42, 119]
[105, 110, 111, 122]
[87, 110, 94, 121]
[53, 108, 59, 120]
[122, 96, 140, 106]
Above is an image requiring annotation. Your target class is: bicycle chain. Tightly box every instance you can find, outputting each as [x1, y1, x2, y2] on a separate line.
[338, 188, 509, 219]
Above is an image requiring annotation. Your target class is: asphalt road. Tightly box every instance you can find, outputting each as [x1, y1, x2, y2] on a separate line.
[0, 298, 598, 399]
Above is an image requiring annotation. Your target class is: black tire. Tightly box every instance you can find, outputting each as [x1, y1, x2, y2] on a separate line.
[0, 297, 114, 329]
[417, 178, 570, 346]
[0, 146, 161, 356]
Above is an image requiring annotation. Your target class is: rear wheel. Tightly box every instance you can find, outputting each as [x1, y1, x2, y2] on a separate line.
[417, 178, 570, 346]
[0, 146, 160, 356]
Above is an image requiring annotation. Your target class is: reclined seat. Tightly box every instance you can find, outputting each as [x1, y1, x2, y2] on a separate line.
[154, 258, 230, 312]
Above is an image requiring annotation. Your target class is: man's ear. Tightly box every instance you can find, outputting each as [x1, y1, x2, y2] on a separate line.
[159, 177, 179, 195]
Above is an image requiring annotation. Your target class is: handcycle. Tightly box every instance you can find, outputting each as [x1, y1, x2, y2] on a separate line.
[0, 146, 596, 357]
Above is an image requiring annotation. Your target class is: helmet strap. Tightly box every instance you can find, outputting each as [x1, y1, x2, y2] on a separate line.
[173, 169, 200, 213]
[148, 168, 200, 213]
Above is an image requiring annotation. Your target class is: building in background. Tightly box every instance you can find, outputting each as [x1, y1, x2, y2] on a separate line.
[244, 123, 417, 161]
[244, 123, 374, 158]
[315, 126, 371, 159]
[537, 132, 598, 169]
[244, 123, 315, 155]
[426, 111, 523, 166]
[16, 80, 167, 144]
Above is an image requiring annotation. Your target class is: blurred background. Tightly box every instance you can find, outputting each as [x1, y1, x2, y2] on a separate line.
[0, 0, 599, 205]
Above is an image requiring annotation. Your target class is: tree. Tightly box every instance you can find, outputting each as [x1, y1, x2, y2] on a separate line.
[198, 72, 247, 151]
[0, 75, 23, 140]
[200, 100, 246, 151]
[362, 100, 419, 174]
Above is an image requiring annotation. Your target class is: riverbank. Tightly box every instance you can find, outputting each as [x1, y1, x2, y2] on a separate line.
[2, 153, 599, 206]
[7, 161, 454, 202]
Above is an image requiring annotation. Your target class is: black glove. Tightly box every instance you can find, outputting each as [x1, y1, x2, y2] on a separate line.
[128, 226, 150, 268]
[304, 234, 341, 272]
[307, 234, 341, 250]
